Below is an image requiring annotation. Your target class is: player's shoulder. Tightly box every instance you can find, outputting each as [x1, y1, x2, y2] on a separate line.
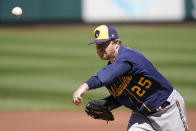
[118, 46, 145, 59]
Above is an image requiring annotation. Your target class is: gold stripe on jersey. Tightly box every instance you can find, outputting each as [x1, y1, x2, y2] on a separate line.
[125, 88, 151, 112]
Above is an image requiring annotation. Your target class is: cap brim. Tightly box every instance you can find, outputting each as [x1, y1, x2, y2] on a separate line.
[88, 39, 110, 45]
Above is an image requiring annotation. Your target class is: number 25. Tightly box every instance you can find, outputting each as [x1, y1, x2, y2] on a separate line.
[131, 77, 152, 97]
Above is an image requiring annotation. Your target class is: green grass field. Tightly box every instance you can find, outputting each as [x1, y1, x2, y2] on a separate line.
[0, 24, 196, 111]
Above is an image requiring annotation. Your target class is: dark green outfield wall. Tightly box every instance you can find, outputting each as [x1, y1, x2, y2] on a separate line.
[185, 0, 196, 21]
[0, 0, 195, 23]
[0, 0, 81, 23]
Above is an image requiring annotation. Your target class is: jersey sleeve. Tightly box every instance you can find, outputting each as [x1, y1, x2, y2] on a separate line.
[85, 76, 102, 89]
[86, 61, 132, 90]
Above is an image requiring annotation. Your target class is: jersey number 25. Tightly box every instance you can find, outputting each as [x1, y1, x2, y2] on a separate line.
[131, 77, 152, 97]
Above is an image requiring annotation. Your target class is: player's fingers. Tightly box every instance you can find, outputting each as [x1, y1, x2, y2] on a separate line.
[73, 99, 79, 105]
[74, 100, 81, 105]
[72, 95, 77, 104]
[76, 96, 82, 104]
[73, 96, 78, 103]
[73, 92, 79, 103]
[73, 95, 82, 105]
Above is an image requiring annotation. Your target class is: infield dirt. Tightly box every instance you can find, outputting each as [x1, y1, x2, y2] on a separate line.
[0, 110, 195, 131]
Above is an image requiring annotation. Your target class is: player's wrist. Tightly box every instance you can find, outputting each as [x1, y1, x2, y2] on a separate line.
[81, 83, 89, 91]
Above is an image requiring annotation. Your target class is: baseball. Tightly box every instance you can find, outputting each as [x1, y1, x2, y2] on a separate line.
[12, 7, 22, 19]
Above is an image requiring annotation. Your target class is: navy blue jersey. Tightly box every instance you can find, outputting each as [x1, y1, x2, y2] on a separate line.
[86, 46, 173, 114]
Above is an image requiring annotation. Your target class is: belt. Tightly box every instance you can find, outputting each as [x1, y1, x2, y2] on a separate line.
[148, 101, 170, 115]
[159, 101, 170, 110]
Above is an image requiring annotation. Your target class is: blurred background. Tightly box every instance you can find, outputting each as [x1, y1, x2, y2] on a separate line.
[0, 0, 196, 111]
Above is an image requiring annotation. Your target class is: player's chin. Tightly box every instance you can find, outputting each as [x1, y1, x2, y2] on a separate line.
[99, 54, 109, 60]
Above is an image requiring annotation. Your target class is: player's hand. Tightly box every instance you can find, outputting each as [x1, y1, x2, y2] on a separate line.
[73, 83, 89, 105]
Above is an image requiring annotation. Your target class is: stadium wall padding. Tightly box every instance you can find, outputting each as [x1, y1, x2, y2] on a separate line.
[0, 0, 195, 23]
[185, 0, 196, 21]
[0, 0, 81, 23]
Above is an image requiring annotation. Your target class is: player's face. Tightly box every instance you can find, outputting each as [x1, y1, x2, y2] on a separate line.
[96, 40, 116, 61]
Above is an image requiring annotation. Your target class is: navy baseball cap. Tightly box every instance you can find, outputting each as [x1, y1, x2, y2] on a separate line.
[88, 25, 119, 45]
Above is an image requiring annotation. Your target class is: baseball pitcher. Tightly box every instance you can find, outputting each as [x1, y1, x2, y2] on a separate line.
[73, 25, 189, 131]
